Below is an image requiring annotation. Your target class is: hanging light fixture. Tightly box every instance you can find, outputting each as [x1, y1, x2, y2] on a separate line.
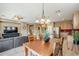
[13, 15, 23, 20]
[11, 15, 23, 23]
[35, 3, 50, 25]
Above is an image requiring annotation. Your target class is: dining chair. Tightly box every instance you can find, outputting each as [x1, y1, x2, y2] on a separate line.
[28, 34, 36, 41]
[53, 37, 64, 56]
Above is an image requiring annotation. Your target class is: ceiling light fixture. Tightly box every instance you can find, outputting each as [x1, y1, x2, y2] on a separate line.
[14, 15, 23, 20]
[12, 15, 23, 20]
[56, 10, 62, 16]
[11, 15, 23, 23]
[35, 3, 50, 25]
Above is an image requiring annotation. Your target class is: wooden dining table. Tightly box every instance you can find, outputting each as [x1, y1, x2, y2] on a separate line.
[23, 38, 61, 56]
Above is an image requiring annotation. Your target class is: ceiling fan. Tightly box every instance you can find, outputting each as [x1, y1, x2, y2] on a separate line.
[0, 14, 23, 22]
[12, 15, 23, 20]
[10, 15, 24, 23]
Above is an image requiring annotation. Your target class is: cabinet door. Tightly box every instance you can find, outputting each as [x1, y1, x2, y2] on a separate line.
[73, 11, 79, 29]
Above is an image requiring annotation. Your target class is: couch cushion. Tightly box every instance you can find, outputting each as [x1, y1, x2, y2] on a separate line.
[14, 36, 28, 48]
[2, 33, 19, 38]
[0, 38, 14, 52]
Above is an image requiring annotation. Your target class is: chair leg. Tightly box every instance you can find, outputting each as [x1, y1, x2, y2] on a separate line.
[53, 48, 60, 56]
[58, 49, 63, 56]
[22, 44, 28, 56]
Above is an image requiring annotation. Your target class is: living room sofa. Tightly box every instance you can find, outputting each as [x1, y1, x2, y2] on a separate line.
[0, 36, 28, 52]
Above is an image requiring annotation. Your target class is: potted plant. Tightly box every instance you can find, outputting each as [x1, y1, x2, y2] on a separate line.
[73, 31, 79, 45]
[44, 30, 50, 43]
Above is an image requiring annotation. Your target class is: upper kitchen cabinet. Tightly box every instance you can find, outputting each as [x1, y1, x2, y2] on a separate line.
[73, 11, 79, 29]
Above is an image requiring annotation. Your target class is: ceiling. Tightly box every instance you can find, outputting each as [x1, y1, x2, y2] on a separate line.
[0, 3, 79, 23]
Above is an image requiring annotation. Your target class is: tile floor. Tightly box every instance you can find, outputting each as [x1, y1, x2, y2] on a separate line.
[0, 46, 24, 56]
[63, 39, 79, 56]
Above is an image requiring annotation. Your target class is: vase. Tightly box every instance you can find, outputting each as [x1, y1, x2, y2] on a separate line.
[44, 37, 50, 43]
